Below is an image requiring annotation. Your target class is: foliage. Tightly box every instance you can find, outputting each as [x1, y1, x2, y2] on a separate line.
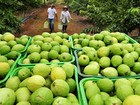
[0, 0, 20, 34]
[69, 0, 140, 33]
[0, 0, 44, 34]
[82, 26, 101, 34]
[17, 0, 44, 10]
[68, 0, 88, 14]
[50, 0, 57, 4]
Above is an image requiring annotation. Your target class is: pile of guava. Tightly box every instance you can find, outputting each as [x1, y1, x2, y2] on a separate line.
[73, 31, 140, 77]
[83, 78, 140, 105]
[0, 63, 80, 105]
[22, 32, 73, 64]
[0, 32, 30, 80]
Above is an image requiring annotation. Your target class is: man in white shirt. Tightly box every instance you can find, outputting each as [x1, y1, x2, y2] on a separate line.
[47, 4, 58, 32]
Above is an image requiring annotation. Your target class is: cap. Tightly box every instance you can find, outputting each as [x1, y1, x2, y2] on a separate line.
[63, 6, 68, 9]
[63, 6, 68, 10]
[51, 4, 55, 7]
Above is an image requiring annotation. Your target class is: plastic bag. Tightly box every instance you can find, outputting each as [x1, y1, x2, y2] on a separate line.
[58, 23, 62, 30]
[43, 21, 49, 28]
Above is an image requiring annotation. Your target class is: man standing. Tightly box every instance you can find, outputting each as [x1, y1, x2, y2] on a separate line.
[47, 4, 58, 32]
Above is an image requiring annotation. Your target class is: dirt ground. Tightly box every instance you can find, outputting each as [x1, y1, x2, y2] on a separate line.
[18, 4, 93, 36]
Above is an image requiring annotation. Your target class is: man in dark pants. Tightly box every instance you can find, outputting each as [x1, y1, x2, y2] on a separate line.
[47, 4, 58, 33]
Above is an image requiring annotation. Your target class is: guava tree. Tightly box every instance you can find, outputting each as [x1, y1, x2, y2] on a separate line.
[0, 0, 20, 34]
[69, 0, 140, 33]
[0, 0, 44, 34]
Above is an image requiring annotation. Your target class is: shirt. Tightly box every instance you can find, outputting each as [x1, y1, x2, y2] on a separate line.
[47, 7, 57, 19]
[60, 11, 72, 24]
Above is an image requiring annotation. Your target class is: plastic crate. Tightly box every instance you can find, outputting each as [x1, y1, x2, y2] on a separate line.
[74, 49, 140, 79]
[79, 77, 140, 105]
[20, 37, 32, 53]
[10, 65, 82, 105]
[70, 36, 81, 51]
[70, 36, 76, 50]
[18, 36, 75, 66]
[70, 34, 138, 51]
[18, 48, 75, 66]
[79, 78, 99, 105]
[0, 53, 21, 87]
[79, 78, 116, 105]
[125, 35, 138, 44]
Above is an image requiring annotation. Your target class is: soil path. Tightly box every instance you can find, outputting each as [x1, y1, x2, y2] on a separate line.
[19, 4, 93, 36]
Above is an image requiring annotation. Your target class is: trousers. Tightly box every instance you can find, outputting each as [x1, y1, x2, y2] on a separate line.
[48, 19, 54, 32]
[62, 25, 67, 33]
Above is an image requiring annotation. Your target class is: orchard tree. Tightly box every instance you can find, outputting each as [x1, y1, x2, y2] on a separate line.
[69, 0, 140, 33]
[0, 0, 44, 34]
[0, 0, 20, 34]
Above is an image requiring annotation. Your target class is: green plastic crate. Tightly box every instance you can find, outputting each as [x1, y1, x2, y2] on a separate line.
[18, 36, 75, 66]
[79, 78, 99, 105]
[18, 48, 75, 66]
[125, 35, 138, 44]
[10, 65, 82, 105]
[19, 37, 32, 53]
[0, 53, 21, 87]
[70, 34, 138, 51]
[79, 77, 140, 105]
[70, 36, 76, 50]
[79, 78, 117, 105]
[70, 36, 81, 51]
[74, 49, 140, 79]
